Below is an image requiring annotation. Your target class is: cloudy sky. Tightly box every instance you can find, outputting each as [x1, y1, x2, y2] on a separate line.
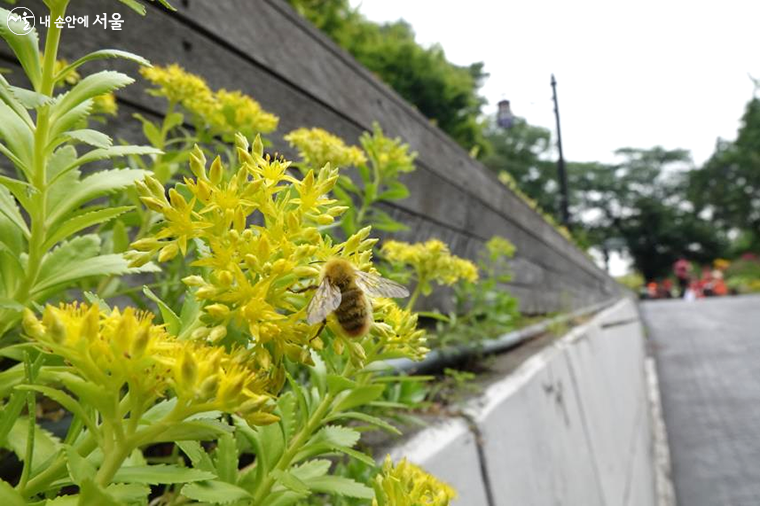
[352, 0, 760, 166]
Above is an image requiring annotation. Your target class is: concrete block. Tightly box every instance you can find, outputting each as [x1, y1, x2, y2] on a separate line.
[389, 417, 490, 506]
[466, 331, 606, 506]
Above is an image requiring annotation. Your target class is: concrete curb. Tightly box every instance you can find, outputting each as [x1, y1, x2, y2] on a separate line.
[645, 357, 677, 506]
[390, 298, 657, 506]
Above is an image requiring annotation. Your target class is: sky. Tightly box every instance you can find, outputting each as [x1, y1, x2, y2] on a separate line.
[351, 0, 760, 166]
[350, 0, 760, 275]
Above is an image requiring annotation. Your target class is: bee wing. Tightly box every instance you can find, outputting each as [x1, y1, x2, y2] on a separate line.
[306, 278, 342, 324]
[354, 269, 410, 298]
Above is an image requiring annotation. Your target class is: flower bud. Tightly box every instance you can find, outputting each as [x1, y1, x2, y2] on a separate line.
[180, 349, 198, 387]
[208, 326, 227, 343]
[209, 156, 224, 185]
[140, 196, 165, 212]
[22, 309, 45, 340]
[206, 304, 230, 319]
[182, 275, 205, 286]
[245, 412, 279, 426]
[158, 243, 179, 262]
[131, 325, 150, 358]
[168, 189, 188, 211]
[130, 238, 160, 252]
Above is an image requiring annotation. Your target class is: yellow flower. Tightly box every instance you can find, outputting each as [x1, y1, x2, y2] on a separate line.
[129, 134, 400, 368]
[52, 58, 80, 87]
[92, 93, 118, 116]
[213, 89, 279, 139]
[285, 127, 367, 170]
[140, 63, 217, 120]
[372, 456, 457, 506]
[382, 239, 479, 290]
[22, 303, 277, 423]
[371, 299, 428, 361]
[360, 123, 416, 179]
[485, 236, 515, 260]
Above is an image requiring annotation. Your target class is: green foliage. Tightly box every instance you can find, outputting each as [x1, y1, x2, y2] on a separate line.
[690, 97, 760, 251]
[0, 5, 159, 337]
[725, 256, 760, 293]
[287, 0, 489, 154]
[432, 236, 520, 349]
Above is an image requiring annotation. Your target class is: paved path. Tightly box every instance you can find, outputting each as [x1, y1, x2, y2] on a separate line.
[641, 295, 760, 506]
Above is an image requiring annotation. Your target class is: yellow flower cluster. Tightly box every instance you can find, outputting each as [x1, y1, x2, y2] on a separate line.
[485, 236, 516, 260]
[214, 89, 279, 139]
[141, 63, 218, 120]
[22, 304, 277, 424]
[140, 64, 278, 139]
[382, 239, 479, 287]
[129, 134, 415, 370]
[372, 299, 428, 361]
[285, 127, 367, 170]
[92, 93, 118, 116]
[372, 456, 457, 506]
[361, 123, 416, 179]
[52, 58, 80, 87]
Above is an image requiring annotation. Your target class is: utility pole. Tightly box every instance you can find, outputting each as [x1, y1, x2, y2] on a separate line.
[551, 74, 570, 226]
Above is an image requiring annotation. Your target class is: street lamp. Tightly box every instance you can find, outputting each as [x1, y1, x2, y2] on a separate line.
[551, 74, 570, 227]
[497, 99, 515, 129]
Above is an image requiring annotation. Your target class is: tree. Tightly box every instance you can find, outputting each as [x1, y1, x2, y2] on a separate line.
[570, 148, 728, 280]
[481, 118, 557, 211]
[689, 97, 760, 251]
[287, 0, 490, 154]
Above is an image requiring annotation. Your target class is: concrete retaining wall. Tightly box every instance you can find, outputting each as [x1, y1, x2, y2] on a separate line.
[391, 298, 656, 506]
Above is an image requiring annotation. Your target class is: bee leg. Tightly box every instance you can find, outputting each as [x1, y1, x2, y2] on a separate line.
[288, 284, 319, 294]
[309, 320, 327, 343]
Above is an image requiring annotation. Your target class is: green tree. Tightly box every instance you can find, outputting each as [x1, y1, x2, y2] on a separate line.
[689, 97, 760, 251]
[287, 0, 489, 153]
[481, 118, 557, 211]
[571, 148, 728, 280]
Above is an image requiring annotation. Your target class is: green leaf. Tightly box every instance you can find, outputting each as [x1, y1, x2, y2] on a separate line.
[326, 374, 356, 395]
[52, 71, 134, 121]
[178, 290, 201, 336]
[308, 426, 360, 450]
[48, 100, 93, 142]
[9, 86, 52, 109]
[65, 444, 97, 485]
[271, 469, 309, 494]
[118, 0, 147, 15]
[369, 209, 408, 232]
[52, 146, 159, 186]
[78, 480, 121, 506]
[62, 129, 113, 149]
[143, 286, 180, 334]
[378, 181, 410, 201]
[309, 352, 327, 395]
[110, 220, 130, 254]
[33, 235, 130, 295]
[303, 475, 374, 499]
[261, 491, 309, 506]
[106, 483, 151, 504]
[0, 174, 35, 212]
[113, 465, 216, 484]
[84, 291, 111, 312]
[48, 169, 149, 226]
[276, 392, 297, 443]
[140, 118, 162, 147]
[0, 99, 34, 168]
[334, 384, 385, 412]
[325, 411, 401, 435]
[214, 433, 238, 483]
[181, 480, 252, 504]
[0, 184, 29, 237]
[290, 459, 331, 482]
[15, 385, 96, 435]
[47, 145, 78, 181]
[177, 441, 216, 473]
[0, 480, 25, 506]
[8, 417, 61, 474]
[150, 419, 232, 443]
[0, 8, 42, 90]
[43, 206, 132, 250]
[0, 74, 33, 128]
[56, 50, 150, 83]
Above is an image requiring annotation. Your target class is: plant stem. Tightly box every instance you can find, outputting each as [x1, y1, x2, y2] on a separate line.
[250, 392, 335, 505]
[18, 353, 36, 490]
[13, 0, 68, 307]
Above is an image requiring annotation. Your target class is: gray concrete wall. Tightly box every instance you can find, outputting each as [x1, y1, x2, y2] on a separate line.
[391, 298, 657, 506]
[0, 0, 620, 314]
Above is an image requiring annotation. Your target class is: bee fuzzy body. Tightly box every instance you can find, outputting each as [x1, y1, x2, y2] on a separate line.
[335, 285, 372, 337]
[306, 258, 409, 339]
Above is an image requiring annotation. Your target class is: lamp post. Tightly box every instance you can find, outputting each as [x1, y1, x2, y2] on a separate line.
[551, 74, 570, 226]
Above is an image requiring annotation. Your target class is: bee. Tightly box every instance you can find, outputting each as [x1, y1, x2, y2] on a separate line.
[306, 258, 409, 337]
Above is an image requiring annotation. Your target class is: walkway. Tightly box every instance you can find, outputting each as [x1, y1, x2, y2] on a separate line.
[642, 295, 760, 506]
